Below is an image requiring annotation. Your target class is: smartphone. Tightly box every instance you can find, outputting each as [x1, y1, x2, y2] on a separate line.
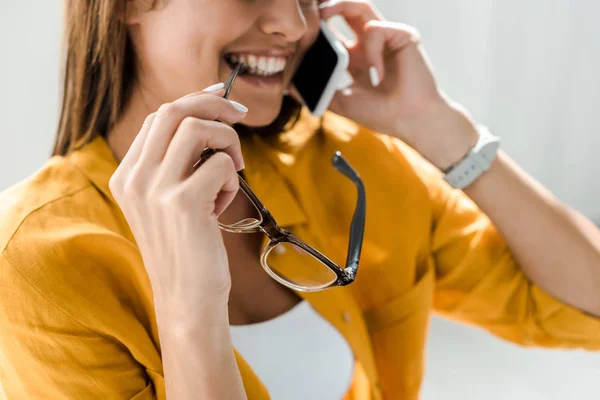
[292, 21, 350, 117]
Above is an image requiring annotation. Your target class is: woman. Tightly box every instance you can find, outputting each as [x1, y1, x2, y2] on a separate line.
[0, 0, 599, 398]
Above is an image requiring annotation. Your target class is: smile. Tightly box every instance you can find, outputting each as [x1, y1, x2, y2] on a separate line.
[225, 53, 288, 77]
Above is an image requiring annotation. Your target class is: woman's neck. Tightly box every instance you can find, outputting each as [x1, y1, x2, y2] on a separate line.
[106, 84, 160, 162]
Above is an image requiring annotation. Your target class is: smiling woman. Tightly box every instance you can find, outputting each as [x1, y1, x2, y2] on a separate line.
[1, 0, 600, 399]
[54, 0, 315, 156]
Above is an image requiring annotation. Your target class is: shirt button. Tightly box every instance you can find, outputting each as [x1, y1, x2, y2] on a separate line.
[273, 245, 286, 255]
[342, 311, 351, 323]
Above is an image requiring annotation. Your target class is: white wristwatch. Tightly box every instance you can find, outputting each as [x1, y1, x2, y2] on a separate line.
[443, 125, 501, 190]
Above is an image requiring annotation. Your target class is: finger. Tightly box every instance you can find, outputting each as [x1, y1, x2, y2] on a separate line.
[362, 20, 421, 86]
[180, 83, 226, 100]
[121, 84, 226, 168]
[319, 0, 384, 32]
[185, 151, 240, 217]
[120, 112, 156, 168]
[213, 179, 239, 217]
[161, 118, 243, 183]
[140, 92, 248, 166]
[362, 21, 387, 86]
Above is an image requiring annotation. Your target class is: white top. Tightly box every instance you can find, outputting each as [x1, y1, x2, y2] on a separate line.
[230, 301, 355, 400]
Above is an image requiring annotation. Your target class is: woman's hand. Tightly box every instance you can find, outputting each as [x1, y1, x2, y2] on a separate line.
[109, 85, 248, 312]
[109, 85, 249, 399]
[319, 0, 479, 170]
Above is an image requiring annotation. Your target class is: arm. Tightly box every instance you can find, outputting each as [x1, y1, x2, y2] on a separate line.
[421, 103, 600, 318]
[1, 225, 247, 400]
[108, 87, 249, 399]
[0, 230, 247, 400]
[464, 150, 600, 317]
[157, 303, 246, 400]
[378, 133, 600, 349]
[0, 254, 157, 399]
[319, 0, 600, 320]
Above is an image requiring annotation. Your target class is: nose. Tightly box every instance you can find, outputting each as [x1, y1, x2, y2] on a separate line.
[258, 0, 309, 43]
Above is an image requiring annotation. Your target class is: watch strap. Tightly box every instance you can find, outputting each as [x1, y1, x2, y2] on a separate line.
[443, 125, 500, 190]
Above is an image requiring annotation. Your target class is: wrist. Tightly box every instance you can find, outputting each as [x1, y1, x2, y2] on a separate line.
[162, 308, 230, 340]
[396, 99, 479, 171]
[154, 295, 230, 332]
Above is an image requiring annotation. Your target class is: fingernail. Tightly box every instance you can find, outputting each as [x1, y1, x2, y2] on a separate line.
[369, 66, 381, 87]
[229, 100, 248, 113]
[203, 82, 225, 92]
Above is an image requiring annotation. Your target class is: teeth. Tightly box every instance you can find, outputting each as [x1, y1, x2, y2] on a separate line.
[267, 58, 276, 73]
[248, 55, 257, 69]
[228, 54, 287, 76]
[258, 57, 267, 72]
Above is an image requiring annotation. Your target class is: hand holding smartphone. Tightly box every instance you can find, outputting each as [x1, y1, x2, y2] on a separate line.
[292, 21, 350, 116]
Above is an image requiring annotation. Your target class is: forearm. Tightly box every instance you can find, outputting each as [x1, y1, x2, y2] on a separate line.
[405, 100, 600, 317]
[314, 0, 600, 320]
[463, 151, 600, 316]
[158, 303, 247, 400]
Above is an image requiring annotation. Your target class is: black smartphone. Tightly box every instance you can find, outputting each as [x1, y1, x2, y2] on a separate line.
[292, 22, 350, 116]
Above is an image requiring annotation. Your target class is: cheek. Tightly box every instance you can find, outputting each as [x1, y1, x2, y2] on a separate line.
[141, 12, 216, 64]
[134, 2, 242, 86]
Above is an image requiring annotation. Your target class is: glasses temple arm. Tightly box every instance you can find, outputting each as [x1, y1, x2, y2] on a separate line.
[332, 152, 366, 278]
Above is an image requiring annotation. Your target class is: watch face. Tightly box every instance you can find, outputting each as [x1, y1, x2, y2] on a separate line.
[476, 126, 500, 160]
[474, 126, 500, 156]
[482, 141, 501, 160]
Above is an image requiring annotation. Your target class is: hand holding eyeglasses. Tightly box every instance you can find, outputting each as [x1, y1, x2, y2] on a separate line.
[109, 82, 248, 313]
[110, 61, 366, 320]
[195, 64, 367, 292]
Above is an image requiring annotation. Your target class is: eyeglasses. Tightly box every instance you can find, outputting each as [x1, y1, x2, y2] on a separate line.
[198, 147, 366, 292]
[193, 63, 366, 292]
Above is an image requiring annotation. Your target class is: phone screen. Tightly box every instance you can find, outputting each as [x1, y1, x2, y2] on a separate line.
[292, 29, 340, 112]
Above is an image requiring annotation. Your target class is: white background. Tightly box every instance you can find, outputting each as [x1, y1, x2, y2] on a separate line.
[1, 1, 599, 399]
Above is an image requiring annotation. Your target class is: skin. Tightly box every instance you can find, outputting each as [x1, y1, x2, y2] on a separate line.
[107, 0, 600, 397]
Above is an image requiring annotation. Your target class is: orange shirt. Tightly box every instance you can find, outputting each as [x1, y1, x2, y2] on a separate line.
[1, 111, 599, 399]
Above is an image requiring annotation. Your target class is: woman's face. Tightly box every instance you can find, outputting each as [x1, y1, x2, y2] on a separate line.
[129, 0, 321, 126]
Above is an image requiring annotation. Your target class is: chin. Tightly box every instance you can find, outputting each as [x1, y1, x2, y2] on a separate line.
[242, 112, 280, 127]
[233, 94, 303, 138]
[237, 96, 285, 127]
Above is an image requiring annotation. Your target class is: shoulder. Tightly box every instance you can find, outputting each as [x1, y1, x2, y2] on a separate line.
[0, 156, 88, 247]
[0, 154, 129, 257]
[0, 156, 145, 332]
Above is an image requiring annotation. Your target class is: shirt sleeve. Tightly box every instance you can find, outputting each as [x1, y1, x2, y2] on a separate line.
[428, 174, 600, 350]
[0, 254, 158, 400]
[377, 132, 600, 349]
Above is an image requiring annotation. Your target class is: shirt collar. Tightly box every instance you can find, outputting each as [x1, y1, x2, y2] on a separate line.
[241, 111, 319, 229]
[65, 109, 322, 230]
[67, 135, 120, 205]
